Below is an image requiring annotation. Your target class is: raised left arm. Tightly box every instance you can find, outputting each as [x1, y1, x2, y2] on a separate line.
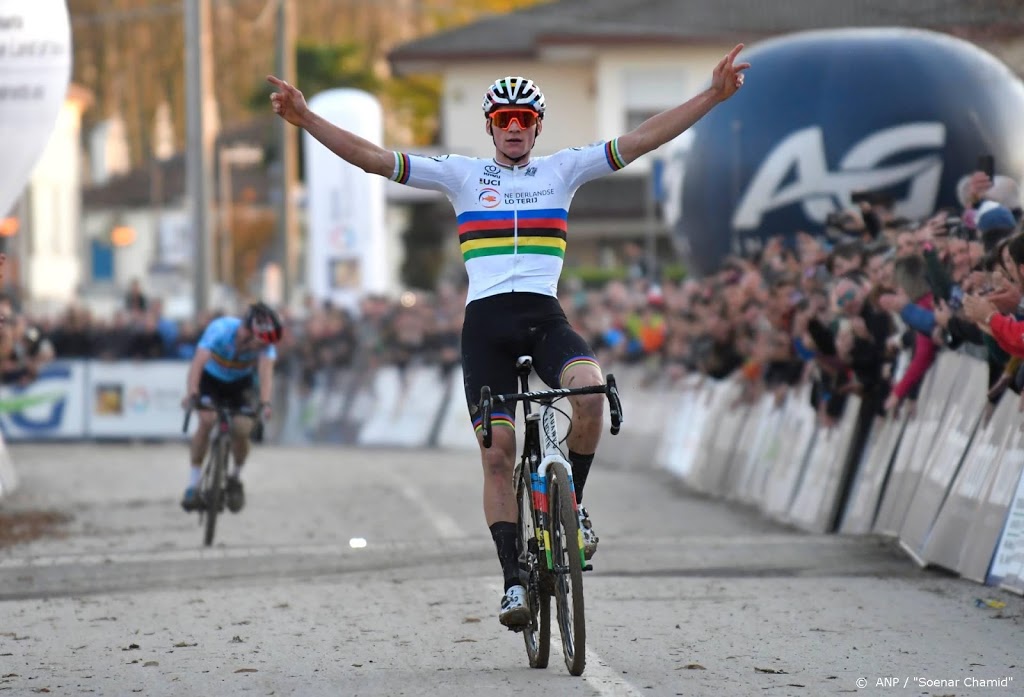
[616, 44, 750, 164]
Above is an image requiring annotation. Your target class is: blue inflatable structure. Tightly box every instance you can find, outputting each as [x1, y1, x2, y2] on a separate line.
[673, 28, 1024, 276]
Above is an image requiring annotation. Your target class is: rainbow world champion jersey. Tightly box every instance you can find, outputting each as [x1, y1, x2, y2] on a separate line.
[390, 140, 629, 304]
[199, 316, 277, 383]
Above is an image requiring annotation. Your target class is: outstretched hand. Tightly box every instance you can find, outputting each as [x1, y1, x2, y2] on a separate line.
[710, 44, 751, 102]
[267, 75, 310, 128]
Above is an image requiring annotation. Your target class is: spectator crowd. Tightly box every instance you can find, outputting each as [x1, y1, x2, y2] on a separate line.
[4, 166, 1024, 446]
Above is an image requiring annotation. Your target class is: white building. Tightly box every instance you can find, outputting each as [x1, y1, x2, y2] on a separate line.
[387, 0, 1024, 267]
[11, 84, 93, 316]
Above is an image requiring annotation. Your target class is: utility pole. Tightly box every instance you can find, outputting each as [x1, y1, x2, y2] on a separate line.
[275, 0, 298, 307]
[185, 0, 215, 314]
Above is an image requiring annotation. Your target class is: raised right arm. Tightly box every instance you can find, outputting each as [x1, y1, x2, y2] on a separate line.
[268, 75, 394, 178]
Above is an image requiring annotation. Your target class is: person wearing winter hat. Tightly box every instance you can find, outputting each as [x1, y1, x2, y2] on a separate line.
[976, 200, 1019, 253]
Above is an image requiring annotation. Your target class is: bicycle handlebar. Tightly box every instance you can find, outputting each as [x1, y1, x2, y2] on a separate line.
[606, 374, 622, 436]
[477, 374, 624, 449]
[182, 400, 264, 437]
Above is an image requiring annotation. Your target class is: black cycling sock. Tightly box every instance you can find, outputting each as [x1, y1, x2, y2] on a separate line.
[489, 521, 520, 590]
[568, 450, 595, 504]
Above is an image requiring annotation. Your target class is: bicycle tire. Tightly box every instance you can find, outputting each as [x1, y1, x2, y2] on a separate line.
[548, 459, 586, 676]
[203, 436, 228, 547]
[517, 464, 550, 668]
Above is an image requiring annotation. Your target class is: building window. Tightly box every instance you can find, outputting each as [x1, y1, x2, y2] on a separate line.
[626, 109, 661, 132]
[622, 67, 687, 134]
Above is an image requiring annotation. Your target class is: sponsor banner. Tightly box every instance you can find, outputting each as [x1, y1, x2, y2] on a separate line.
[653, 377, 697, 473]
[599, 367, 673, 471]
[0, 428, 16, 497]
[680, 380, 732, 492]
[839, 414, 907, 535]
[788, 395, 862, 533]
[729, 394, 774, 504]
[741, 397, 786, 506]
[900, 356, 987, 562]
[675, 383, 718, 487]
[657, 379, 709, 480]
[0, 361, 87, 440]
[873, 364, 943, 536]
[357, 366, 448, 448]
[705, 381, 750, 496]
[688, 381, 743, 494]
[87, 361, 190, 438]
[435, 368, 477, 451]
[761, 384, 816, 521]
[963, 412, 1024, 584]
[984, 423, 1024, 591]
[925, 389, 1015, 574]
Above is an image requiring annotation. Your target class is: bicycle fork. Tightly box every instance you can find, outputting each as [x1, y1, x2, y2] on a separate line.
[528, 407, 587, 572]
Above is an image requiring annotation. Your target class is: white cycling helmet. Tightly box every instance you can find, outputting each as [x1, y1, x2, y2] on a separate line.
[481, 76, 546, 116]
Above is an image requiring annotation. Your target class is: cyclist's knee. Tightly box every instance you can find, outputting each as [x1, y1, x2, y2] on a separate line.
[230, 416, 253, 440]
[571, 392, 604, 424]
[479, 428, 515, 478]
[196, 412, 217, 432]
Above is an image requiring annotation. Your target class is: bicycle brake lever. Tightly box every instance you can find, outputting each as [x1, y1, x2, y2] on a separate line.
[605, 374, 622, 435]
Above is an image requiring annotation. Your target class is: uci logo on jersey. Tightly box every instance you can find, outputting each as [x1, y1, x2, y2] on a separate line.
[733, 122, 945, 230]
[478, 188, 500, 208]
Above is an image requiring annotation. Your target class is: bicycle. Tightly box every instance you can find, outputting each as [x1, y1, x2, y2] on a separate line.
[182, 398, 261, 547]
[478, 355, 623, 677]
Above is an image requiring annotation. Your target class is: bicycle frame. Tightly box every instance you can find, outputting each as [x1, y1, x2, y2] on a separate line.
[521, 399, 580, 570]
[205, 408, 232, 483]
[487, 363, 623, 573]
[181, 402, 260, 510]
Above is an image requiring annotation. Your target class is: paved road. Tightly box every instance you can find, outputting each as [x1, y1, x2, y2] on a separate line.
[0, 442, 1022, 697]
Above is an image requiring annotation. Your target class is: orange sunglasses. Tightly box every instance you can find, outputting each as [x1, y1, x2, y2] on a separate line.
[489, 109, 539, 130]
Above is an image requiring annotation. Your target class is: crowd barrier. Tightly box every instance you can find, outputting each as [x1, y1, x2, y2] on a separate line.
[5, 354, 1024, 596]
[648, 351, 1024, 596]
[0, 360, 190, 440]
[0, 430, 16, 499]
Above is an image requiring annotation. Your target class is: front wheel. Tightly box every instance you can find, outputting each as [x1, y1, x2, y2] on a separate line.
[548, 460, 586, 676]
[202, 436, 228, 547]
[517, 464, 550, 668]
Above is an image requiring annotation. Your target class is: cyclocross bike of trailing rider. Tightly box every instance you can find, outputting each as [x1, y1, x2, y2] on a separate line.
[180, 301, 283, 514]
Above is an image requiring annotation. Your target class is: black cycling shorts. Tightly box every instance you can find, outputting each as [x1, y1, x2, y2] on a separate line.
[199, 370, 254, 411]
[461, 292, 599, 427]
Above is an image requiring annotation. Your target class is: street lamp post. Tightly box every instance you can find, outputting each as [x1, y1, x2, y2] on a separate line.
[274, 0, 298, 307]
[185, 0, 215, 315]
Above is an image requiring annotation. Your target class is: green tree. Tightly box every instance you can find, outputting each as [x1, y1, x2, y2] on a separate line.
[248, 42, 379, 109]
